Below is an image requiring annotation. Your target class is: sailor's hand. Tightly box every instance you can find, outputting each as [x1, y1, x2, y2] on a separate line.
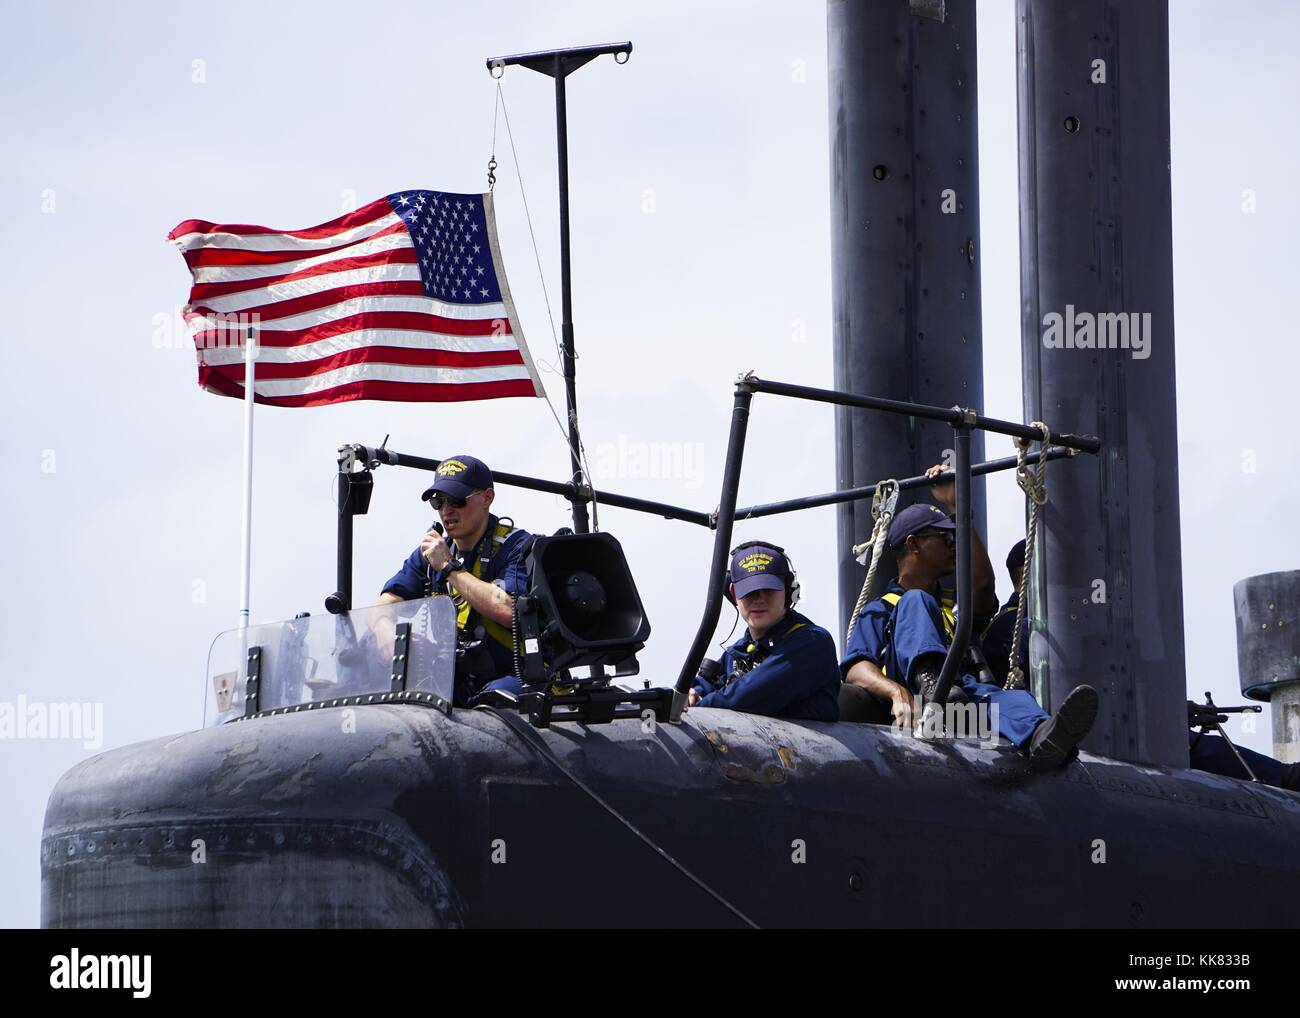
[890, 687, 915, 731]
[926, 462, 956, 511]
[687, 689, 702, 708]
[370, 615, 398, 661]
[420, 531, 452, 571]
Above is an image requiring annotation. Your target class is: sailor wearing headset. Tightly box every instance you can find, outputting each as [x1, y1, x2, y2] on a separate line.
[688, 542, 841, 722]
[375, 454, 532, 708]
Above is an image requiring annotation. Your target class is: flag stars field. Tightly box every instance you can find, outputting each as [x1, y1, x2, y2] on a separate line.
[166, 189, 543, 406]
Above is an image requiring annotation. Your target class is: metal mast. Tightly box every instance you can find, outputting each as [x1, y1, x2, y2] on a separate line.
[486, 43, 633, 534]
[827, 0, 987, 636]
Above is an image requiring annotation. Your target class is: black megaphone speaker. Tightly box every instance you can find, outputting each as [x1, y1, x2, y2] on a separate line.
[523, 531, 650, 678]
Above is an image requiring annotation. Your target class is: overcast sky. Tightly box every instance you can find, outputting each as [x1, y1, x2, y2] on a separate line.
[2, 0, 1296, 928]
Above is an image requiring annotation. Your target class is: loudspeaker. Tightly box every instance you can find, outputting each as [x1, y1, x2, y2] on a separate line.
[521, 531, 651, 679]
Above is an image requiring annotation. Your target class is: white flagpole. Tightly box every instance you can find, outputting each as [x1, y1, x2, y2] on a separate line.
[239, 324, 257, 630]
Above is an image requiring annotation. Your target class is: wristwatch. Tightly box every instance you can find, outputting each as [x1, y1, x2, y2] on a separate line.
[444, 555, 466, 576]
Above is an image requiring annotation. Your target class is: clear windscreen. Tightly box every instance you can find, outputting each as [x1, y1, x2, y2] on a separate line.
[204, 596, 457, 725]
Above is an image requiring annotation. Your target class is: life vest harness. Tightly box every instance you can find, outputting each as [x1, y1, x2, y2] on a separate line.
[878, 589, 955, 678]
[428, 515, 518, 653]
[725, 617, 808, 684]
[981, 599, 1018, 643]
[877, 589, 1000, 686]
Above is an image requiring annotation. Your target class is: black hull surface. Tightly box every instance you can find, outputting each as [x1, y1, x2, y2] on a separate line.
[40, 704, 1300, 928]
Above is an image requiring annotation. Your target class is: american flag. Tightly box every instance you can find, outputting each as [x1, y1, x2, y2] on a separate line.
[167, 189, 544, 407]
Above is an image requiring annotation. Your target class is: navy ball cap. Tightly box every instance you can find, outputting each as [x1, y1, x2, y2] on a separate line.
[730, 544, 790, 600]
[887, 503, 955, 548]
[421, 455, 493, 501]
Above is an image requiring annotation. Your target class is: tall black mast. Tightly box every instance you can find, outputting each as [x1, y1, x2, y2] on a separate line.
[486, 42, 633, 534]
[826, 1, 987, 636]
[1017, 0, 1187, 767]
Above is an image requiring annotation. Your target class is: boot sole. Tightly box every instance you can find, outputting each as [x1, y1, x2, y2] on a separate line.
[1029, 685, 1099, 771]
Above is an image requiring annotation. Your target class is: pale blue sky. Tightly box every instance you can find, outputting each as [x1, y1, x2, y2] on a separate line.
[2, 0, 1296, 927]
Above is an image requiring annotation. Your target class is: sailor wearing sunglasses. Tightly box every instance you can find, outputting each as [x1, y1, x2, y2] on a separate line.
[841, 463, 1097, 769]
[376, 455, 532, 706]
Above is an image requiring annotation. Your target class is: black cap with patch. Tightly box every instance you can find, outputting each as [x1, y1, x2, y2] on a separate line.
[887, 503, 956, 548]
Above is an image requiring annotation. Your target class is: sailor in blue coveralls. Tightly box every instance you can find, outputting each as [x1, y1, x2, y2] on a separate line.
[375, 454, 531, 708]
[985, 537, 1297, 789]
[688, 543, 840, 722]
[980, 539, 1028, 689]
[841, 465, 1097, 769]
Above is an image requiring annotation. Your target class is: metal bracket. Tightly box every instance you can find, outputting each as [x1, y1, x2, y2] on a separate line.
[736, 370, 760, 393]
[485, 42, 632, 79]
[515, 684, 674, 729]
[243, 646, 263, 718]
[910, 0, 946, 23]
[390, 622, 412, 693]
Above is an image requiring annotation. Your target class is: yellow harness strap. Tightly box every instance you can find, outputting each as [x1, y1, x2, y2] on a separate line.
[878, 591, 956, 676]
[742, 621, 806, 656]
[452, 521, 518, 652]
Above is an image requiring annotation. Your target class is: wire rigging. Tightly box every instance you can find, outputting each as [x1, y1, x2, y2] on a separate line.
[494, 83, 600, 531]
[474, 704, 760, 929]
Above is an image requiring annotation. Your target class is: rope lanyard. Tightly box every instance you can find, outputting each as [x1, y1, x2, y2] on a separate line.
[1006, 421, 1052, 690]
[846, 479, 900, 643]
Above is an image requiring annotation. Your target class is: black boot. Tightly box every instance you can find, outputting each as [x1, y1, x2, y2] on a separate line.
[1028, 685, 1100, 771]
[911, 653, 948, 703]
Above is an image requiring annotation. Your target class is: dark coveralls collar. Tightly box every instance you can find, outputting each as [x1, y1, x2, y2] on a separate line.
[732, 609, 807, 654]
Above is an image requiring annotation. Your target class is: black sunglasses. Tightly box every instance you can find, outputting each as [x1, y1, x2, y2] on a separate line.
[915, 529, 956, 547]
[430, 491, 478, 510]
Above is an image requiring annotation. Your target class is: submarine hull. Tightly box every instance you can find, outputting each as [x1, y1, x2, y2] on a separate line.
[41, 704, 1300, 928]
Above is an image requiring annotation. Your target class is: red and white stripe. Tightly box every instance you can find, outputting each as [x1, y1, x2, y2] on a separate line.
[168, 195, 543, 407]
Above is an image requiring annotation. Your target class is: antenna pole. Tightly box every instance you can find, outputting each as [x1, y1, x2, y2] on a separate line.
[239, 325, 257, 629]
[553, 67, 585, 533]
[486, 42, 633, 534]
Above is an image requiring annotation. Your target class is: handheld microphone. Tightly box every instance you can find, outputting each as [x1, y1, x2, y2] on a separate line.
[425, 522, 446, 597]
